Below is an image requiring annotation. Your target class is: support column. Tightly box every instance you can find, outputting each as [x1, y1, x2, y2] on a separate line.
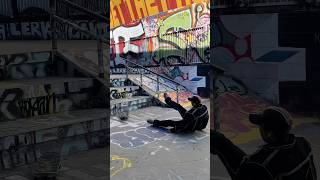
[50, 0, 57, 76]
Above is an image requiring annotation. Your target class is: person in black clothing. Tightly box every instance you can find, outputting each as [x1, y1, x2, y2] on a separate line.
[211, 106, 317, 180]
[147, 93, 209, 133]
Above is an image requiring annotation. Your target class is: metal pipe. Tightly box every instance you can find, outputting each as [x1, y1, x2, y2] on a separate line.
[156, 76, 160, 97]
[140, 70, 143, 86]
[176, 86, 179, 104]
[96, 22, 104, 78]
[123, 58, 190, 92]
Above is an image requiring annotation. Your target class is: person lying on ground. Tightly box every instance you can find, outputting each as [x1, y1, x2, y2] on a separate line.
[211, 106, 317, 180]
[147, 93, 209, 133]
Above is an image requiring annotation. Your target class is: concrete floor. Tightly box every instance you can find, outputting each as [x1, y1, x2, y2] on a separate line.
[110, 106, 210, 180]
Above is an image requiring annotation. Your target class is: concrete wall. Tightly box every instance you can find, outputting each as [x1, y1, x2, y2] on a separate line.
[213, 13, 306, 104]
[110, 1, 210, 94]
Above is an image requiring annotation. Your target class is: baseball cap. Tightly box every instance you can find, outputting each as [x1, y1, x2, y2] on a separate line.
[249, 106, 293, 133]
[188, 96, 201, 105]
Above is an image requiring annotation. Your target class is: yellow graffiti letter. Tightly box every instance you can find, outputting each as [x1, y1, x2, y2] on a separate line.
[134, 0, 149, 19]
[145, 0, 159, 16]
[125, 0, 136, 21]
[160, 0, 168, 12]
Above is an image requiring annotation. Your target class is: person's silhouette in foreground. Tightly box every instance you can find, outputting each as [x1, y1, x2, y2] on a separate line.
[212, 106, 317, 180]
[147, 93, 208, 133]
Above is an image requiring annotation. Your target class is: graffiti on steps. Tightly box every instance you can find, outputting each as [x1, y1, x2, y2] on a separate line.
[110, 87, 139, 100]
[0, 79, 95, 121]
[111, 78, 127, 87]
[0, 118, 107, 170]
[17, 94, 55, 117]
[0, 52, 51, 80]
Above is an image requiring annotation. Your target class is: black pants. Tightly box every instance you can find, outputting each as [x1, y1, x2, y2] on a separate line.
[211, 130, 246, 179]
[153, 98, 188, 129]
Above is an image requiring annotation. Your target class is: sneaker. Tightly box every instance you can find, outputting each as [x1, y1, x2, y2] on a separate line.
[147, 119, 154, 124]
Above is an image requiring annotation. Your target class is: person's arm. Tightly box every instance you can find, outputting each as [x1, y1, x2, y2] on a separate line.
[164, 93, 187, 115]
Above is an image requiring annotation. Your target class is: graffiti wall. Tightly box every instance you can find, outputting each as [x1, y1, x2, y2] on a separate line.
[0, 21, 107, 40]
[149, 66, 206, 94]
[213, 14, 306, 104]
[110, 0, 207, 28]
[0, 116, 107, 170]
[0, 51, 50, 80]
[0, 77, 96, 121]
[110, 0, 210, 67]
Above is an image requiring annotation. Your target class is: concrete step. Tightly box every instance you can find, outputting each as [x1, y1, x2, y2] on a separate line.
[0, 108, 107, 170]
[111, 96, 155, 115]
[0, 51, 51, 80]
[0, 77, 103, 121]
[110, 74, 127, 79]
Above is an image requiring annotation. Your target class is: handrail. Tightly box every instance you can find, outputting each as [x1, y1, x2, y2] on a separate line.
[51, 0, 107, 78]
[53, 15, 108, 43]
[126, 66, 177, 90]
[124, 58, 192, 93]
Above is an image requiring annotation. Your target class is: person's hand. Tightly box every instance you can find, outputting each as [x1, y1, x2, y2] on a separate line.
[164, 93, 169, 99]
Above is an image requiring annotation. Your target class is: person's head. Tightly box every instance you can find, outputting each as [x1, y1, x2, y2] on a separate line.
[249, 106, 293, 144]
[188, 95, 201, 107]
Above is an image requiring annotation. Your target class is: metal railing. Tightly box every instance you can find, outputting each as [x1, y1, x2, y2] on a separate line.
[50, 0, 107, 78]
[213, 0, 299, 7]
[123, 59, 193, 104]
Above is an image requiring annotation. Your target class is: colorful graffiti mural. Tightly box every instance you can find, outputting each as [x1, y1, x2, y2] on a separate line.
[110, 1, 210, 67]
[110, 0, 208, 28]
[149, 66, 206, 94]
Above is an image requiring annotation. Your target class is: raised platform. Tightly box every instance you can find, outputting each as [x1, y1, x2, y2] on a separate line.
[0, 108, 107, 170]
